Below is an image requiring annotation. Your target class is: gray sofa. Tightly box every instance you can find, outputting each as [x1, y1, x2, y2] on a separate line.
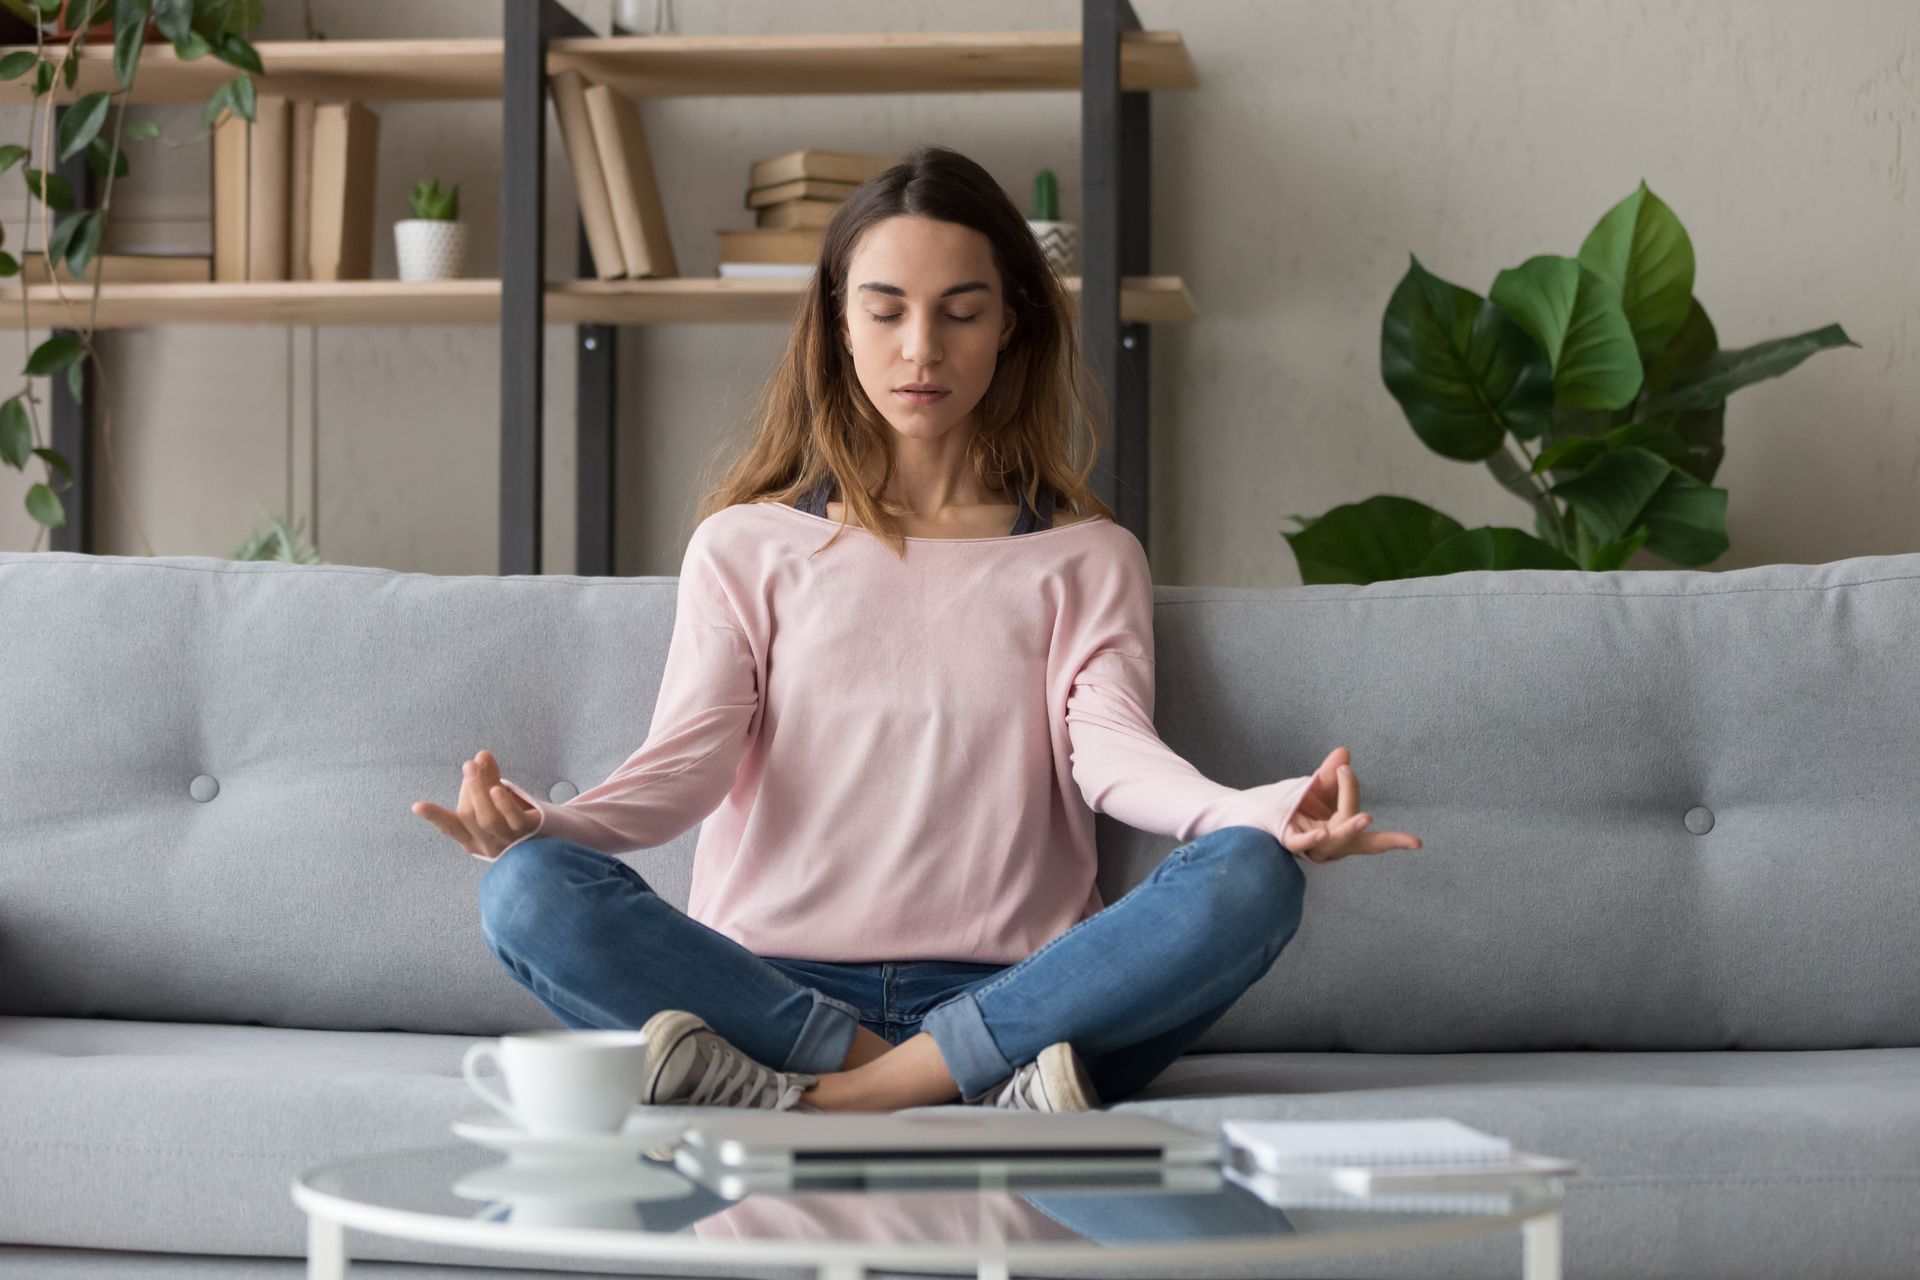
[1, 546, 1916, 1280]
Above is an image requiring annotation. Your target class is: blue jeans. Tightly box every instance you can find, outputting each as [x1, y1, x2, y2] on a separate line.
[477, 825, 1305, 1104]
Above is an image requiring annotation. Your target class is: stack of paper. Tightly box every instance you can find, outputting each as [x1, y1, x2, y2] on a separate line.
[1220, 1118, 1582, 1202]
[1223, 1118, 1513, 1168]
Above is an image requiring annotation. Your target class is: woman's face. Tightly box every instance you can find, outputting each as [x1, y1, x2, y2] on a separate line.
[840, 215, 1017, 448]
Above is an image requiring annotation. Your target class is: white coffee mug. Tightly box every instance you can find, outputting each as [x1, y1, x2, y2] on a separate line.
[461, 1030, 650, 1136]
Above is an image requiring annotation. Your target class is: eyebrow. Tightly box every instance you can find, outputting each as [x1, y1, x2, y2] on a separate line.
[856, 281, 992, 299]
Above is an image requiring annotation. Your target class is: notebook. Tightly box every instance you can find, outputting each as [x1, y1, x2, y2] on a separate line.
[1221, 1118, 1512, 1172]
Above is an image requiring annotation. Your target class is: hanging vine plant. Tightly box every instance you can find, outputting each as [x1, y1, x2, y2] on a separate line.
[0, 0, 263, 549]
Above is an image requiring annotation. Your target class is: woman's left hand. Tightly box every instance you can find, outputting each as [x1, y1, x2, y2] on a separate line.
[1284, 746, 1423, 864]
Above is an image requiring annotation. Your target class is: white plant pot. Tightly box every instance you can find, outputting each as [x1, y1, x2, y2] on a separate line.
[1026, 219, 1079, 277]
[395, 219, 468, 281]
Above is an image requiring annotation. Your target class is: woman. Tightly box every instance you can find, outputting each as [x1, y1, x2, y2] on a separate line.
[413, 145, 1421, 1116]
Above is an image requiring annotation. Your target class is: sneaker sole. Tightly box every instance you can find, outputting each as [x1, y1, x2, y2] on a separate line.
[1035, 1041, 1101, 1112]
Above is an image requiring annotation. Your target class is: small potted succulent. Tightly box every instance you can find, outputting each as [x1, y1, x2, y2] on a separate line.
[1025, 168, 1079, 277]
[395, 178, 467, 282]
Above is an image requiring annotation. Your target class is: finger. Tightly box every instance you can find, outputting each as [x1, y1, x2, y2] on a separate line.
[1349, 831, 1423, 855]
[467, 761, 508, 834]
[412, 801, 478, 854]
[1336, 766, 1357, 820]
[491, 784, 536, 832]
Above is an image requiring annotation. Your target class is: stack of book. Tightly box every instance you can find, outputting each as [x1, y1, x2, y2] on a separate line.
[548, 69, 677, 281]
[213, 97, 381, 282]
[716, 149, 897, 279]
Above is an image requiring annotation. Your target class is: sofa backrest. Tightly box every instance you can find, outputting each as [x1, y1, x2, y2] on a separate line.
[2, 549, 1915, 1052]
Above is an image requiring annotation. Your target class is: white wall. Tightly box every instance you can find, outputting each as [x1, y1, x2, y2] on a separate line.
[1, 0, 1913, 582]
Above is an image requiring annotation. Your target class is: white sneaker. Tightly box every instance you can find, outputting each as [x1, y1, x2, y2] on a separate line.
[639, 1009, 818, 1111]
[967, 1041, 1101, 1112]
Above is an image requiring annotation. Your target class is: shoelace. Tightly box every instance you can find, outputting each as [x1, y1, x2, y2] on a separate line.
[686, 1036, 810, 1109]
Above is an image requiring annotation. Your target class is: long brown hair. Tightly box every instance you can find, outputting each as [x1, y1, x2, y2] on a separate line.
[691, 143, 1114, 559]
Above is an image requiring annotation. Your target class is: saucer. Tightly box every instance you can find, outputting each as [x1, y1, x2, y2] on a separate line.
[452, 1110, 687, 1163]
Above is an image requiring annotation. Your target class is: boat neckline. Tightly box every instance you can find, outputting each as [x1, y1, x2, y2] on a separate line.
[754, 498, 1112, 545]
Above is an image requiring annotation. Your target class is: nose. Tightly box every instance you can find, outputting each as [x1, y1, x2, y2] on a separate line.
[900, 313, 942, 365]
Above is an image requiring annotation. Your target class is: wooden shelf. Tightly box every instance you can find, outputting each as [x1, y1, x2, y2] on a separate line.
[0, 30, 1198, 106]
[0, 274, 1197, 329]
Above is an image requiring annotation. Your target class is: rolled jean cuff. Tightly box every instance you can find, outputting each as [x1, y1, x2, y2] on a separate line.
[782, 989, 862, 1076]
[922, 990, 1015, 1102]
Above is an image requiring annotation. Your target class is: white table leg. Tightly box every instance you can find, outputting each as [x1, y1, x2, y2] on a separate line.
[307, 1213, 348, 1279]
[1523, 1208, 1563, 1280]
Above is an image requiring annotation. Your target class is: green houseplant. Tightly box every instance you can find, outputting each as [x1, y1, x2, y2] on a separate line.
[0, 0, 264, 550]
[1283, 181, 1859, 584]
[394, 176, 465, 282]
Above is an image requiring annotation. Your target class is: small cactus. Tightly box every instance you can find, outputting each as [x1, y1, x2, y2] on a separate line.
[1032, 168, 1058, 221]
[409, 179, 460, 221]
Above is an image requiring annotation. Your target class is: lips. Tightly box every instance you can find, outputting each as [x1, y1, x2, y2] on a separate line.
[895, 387, 951, 404]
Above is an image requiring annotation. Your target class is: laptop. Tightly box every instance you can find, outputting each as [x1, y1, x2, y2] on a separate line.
[676, 1110, 1222, 1179]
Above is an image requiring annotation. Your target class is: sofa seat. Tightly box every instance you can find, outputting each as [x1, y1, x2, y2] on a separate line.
[2, 1015, 1915, 1280]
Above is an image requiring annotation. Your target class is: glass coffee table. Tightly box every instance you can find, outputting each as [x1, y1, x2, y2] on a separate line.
[292, 1140, 1568, 1280]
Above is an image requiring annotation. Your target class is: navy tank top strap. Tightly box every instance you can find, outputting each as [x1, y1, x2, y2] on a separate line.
[796, 471, 1052, 534]
[1009, 477, 1052, 535]
[796, 475, 833, 517]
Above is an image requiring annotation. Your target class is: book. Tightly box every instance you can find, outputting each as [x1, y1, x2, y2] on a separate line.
[288, 99, 315, 281]
[582, 81, 677, 279]
[715, 228, 823, 266]
[210, 109, 248, 282]
[1221, 1119, 1513, 1171]
[308, 102, 380, 281]
[12, 253, 211, 285]
[1329, 1151, 1583, 1195]
[245, 95, 290, 280]
[547, 68, 626, 280]
[755, 198, 841, 231]
[748, 148, 896, 189]
[745, 177, 861, 210]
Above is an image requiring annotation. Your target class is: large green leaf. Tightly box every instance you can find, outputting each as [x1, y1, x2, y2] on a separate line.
[1489, 254, 1644, 410]
[1380, 255, 1552, 460]
[1644, 323, 1860, 413]
[1409, 527, 1580, 576]
[1547, 445, 1672, 546]
[1639, 469, 1728, 566]
[1586, 527, 1651, 572]
[1641, 296, 1718, 394]
[1282, 494, 1465, 585]
[1578, 181, 1696, 363]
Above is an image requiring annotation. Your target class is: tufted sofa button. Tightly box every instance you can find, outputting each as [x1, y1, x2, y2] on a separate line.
[189, 774, 219, 802]
[1684, 805, 1714, 835]
[548, 781, 579, 803]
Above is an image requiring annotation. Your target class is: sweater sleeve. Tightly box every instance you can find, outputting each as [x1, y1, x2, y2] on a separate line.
[1063, 530, 1314, 851]
[476, 522, 759, 862]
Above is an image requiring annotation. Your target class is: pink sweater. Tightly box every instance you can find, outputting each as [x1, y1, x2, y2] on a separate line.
[491, 500, 1312, 964]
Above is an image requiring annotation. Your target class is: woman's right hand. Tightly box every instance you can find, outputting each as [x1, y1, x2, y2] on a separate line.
[412, 749, 539, 860]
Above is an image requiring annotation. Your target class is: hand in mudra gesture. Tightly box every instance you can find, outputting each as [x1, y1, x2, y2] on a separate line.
[1283, 746, 1423, 864]
[412, 749, 539, 859]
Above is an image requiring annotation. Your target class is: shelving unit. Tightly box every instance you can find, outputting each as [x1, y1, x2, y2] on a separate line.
[11, 1, 1192, 572]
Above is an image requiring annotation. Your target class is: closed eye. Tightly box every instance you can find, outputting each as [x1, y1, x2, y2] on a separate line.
[870, 314, 978, 324]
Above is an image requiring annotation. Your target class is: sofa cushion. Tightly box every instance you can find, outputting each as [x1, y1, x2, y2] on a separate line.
[2, 1016, 1915, 1280]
